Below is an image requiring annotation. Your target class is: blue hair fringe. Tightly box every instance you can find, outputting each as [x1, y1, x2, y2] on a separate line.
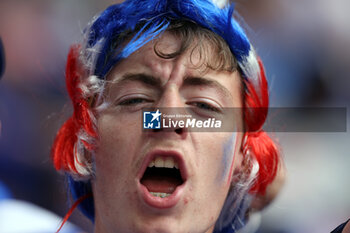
[86, 0, 251, 78]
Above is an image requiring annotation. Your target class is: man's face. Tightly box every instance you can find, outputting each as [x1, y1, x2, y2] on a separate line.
[92, 33, 244, 233]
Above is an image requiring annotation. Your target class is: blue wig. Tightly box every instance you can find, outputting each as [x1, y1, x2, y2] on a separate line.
[83, 0, 252, 78]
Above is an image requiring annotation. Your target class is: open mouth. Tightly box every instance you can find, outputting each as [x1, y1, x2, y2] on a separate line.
[137, 150, 188, 209]
[140, 156, 184, 198]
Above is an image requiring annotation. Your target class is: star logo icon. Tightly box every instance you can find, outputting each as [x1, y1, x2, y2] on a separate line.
[151, 109, 162, 122]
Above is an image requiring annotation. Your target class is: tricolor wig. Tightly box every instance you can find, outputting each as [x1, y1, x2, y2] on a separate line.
[52, 0, 280, 232]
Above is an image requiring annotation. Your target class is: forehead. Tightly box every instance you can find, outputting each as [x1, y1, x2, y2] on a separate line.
[122, 33, 186, 78]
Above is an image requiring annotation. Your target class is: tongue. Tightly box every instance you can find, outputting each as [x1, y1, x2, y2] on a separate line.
[141, 175, 182, 194]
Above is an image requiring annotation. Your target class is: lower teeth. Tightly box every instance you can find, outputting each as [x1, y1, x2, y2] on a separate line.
[150, 192, 171, 198]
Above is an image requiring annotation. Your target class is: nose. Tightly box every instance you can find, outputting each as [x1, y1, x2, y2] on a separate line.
[152, 127, 186, 135]
[149, 122, 188, 140]
[156, 85, 184, 108]
[148, 86, 188, 139]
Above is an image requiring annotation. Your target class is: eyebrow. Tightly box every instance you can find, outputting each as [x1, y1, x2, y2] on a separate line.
[112, 73, 232, 99]
[183, 76, 233, 99]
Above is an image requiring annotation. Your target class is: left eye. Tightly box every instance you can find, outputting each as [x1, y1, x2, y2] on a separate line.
[189, 102, 221, 113]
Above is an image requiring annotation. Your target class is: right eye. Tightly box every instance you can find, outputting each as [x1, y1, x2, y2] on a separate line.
[188, 101, 221, 113]
[119, 98, 150, 105]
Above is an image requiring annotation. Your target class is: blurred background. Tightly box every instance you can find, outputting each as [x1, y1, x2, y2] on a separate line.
[0, 0, 349, 232]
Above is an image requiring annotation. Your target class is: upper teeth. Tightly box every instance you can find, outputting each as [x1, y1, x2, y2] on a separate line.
[148, 156, 179, 169]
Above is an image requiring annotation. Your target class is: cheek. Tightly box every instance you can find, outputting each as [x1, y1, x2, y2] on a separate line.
[94, 114, 138, 181]
[92, 115, 140, 214]
[97, 112, 140, 152]
[217, 133, 238, 185]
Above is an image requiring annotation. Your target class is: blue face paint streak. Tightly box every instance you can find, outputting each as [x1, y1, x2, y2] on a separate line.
[217, 133, 237, 184]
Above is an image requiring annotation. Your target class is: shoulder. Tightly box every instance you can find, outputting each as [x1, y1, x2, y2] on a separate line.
[331, 219, 350, 233]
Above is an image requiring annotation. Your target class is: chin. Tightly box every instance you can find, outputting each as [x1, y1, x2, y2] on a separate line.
[131, 216, 214, 233]
[132, 221, 183, 233]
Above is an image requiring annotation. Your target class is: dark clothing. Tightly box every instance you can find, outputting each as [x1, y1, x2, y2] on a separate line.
[331, 219, 350, 233]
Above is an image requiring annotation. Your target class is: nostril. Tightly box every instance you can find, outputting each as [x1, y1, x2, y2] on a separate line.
[175, 128, 183, 134]
[152, 128, 162, 133]
[152, 128, 184, 135]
